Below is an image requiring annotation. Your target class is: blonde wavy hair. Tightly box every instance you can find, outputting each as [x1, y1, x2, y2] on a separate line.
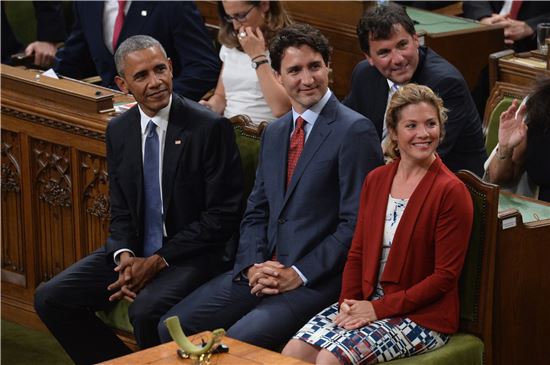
[384, 84, 448, 161]
[217, 1, 292, 50]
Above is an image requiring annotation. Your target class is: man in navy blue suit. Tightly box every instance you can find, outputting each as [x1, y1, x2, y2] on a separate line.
[54, 1, 219, 101]
[344, 3, 487, 177]
[158, 23, 383, 351]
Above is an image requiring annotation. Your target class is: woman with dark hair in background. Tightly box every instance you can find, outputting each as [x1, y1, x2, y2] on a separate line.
[200, 1, 292, 124]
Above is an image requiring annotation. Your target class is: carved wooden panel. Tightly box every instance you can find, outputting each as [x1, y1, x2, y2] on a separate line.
[80, 152, 110, 256]
[1, 130, 26, 281]
[30, 139, 76, 283]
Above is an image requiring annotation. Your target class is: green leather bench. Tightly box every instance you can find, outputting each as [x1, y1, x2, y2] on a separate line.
[96, 114, 267, 346]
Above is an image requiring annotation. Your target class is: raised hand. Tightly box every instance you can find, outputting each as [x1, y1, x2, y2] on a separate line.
[498, 99, 528, 156]
[237, 26, 267, 60]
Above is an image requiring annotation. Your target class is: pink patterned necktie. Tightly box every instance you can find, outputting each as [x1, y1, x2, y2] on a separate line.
[287, 116, 306, 187]
[112, 0, 127, 51]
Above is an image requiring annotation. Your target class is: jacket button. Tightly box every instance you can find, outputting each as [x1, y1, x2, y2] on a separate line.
[278, 218, 286, 224]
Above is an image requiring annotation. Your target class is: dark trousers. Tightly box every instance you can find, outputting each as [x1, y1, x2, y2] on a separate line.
[158, 271, 341, 351]
[34, 249, 220, 365]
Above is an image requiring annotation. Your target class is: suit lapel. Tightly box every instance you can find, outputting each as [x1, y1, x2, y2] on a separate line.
[271, 115, 292, 203]
[162, 95, 188, 215]
[118, 107, 143, 220]
[281, 96, 336, 208]
[372, 77, 389, 139]
[362, 161, 395, 286]
[118, 2, 155, 48]
[381, 157, 443, 283]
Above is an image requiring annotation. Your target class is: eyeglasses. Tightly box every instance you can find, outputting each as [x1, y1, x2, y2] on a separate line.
[223, 5, 256, 23]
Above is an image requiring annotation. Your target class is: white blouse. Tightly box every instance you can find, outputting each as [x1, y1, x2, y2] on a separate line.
[372, 195, 409, 300]
[220, 45, 277, 124]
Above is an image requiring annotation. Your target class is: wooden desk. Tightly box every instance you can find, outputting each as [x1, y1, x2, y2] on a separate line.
[99, 332, 309, 365]
[489, 49, 550, 90]
[406, 7, 504, 91]
[1, 65, 132, 330]
[493, 193, 550, 365]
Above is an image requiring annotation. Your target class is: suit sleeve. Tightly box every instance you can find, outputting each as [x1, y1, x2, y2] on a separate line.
[157, 117, 243, 262]
[523, 13, 550, 32]
[342, 63, 362, 109]
[167, 2, 220, 101]
[34, 1, 67, 43]
[462, 1, 495, 20]
[294, 118, 384, 286]
[372, 180, 473, 319]
[54, 3, 97, 79]
[105, 121, 139, 261]
[433, 76, 479, 160]
[232, 132, 270, 278]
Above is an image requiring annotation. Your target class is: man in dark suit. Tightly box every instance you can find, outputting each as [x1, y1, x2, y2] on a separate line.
[158, 23, 383, 351]
[54, 1, 219, 101]
[344, 3, 487, 177]
[34, 35, 243, 365]
[463, 1, 550, 52]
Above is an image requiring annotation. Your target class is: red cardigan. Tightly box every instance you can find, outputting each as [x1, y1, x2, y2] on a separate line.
[339, 157, 473, 334]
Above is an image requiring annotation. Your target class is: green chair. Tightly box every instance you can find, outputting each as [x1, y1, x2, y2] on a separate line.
[389, 170, 499, 365]
[95, 114, 266, 348]
[230, 114, 267, 203]
[482, 82, 530, 156]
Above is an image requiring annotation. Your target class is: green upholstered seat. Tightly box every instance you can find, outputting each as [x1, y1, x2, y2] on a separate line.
[96, 299, 133, 333]
[96, 115, 266, 338]
[387, 171, 498, 364]
[231, 116, 265, 202]
[388, 334, 484, 365]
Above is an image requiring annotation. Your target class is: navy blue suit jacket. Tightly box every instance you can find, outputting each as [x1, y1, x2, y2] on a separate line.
[105, 94, 243, 264]
[233, 94, 383, 291]
[55, 1, 220, 101]
[344, 47, 487, 177]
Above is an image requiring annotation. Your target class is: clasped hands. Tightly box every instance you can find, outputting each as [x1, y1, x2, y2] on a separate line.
[107, 252, 166, 302]
[246, 260, 303, 296]
[480, 14, 533, 45]
[333, 299, 378, 330]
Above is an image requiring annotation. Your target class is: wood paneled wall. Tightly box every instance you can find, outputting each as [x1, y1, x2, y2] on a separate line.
[1, 66, 123, 330]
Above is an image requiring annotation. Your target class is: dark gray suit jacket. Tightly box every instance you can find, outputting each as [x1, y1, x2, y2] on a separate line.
[105, 94, 243, 264]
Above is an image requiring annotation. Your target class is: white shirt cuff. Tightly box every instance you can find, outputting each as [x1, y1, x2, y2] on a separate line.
[113, 249, 135, 265]
[292, 265, 308, 286]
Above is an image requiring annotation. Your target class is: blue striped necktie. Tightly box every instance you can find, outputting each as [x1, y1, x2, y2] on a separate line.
[143, 120, 163, 256]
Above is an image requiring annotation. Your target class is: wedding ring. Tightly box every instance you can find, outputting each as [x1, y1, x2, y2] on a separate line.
[238, 31, 247, 39]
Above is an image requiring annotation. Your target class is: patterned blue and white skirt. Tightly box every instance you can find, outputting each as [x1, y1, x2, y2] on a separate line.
[293, 303, 449, 365]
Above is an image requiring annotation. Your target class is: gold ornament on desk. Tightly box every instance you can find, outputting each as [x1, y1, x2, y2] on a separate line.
[163, 316, 227, 365]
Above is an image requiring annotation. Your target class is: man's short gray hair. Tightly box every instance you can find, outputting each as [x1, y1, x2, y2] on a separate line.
[114, 35, 168, 77]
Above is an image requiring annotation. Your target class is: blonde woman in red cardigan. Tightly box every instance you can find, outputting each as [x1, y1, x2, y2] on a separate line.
[283, 84, 473, 365]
